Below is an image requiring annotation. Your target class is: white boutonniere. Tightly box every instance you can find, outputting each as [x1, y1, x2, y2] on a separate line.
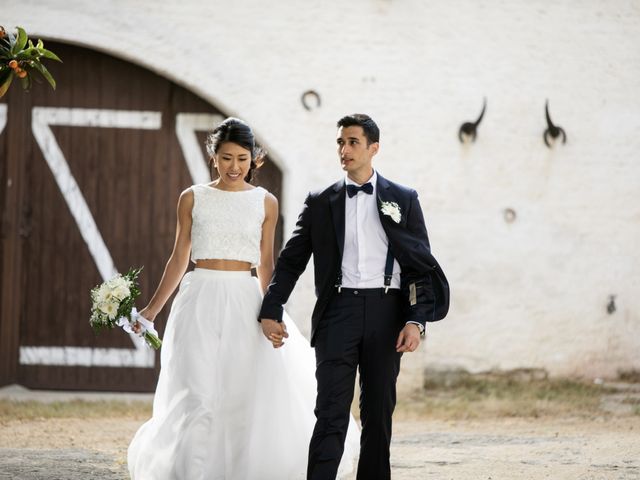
[380, 201, 401, 223]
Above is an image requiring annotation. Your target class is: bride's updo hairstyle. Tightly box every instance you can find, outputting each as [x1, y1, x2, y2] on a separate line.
[205, 117, 266, 183]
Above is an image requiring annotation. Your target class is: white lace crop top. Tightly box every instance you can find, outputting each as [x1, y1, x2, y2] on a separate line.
[190, 184, 267, 267]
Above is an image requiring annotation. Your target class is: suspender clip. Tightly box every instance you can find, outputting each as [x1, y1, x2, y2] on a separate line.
[383, 245, 394, 294]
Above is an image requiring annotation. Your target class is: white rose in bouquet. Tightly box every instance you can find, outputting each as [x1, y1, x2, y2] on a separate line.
[112, 284, 131, 301]
[100, 301, 118, 320]
[94, 284, 112, 304]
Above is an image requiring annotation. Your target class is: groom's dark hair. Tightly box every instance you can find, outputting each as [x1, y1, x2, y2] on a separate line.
[337, 114, 380, 146]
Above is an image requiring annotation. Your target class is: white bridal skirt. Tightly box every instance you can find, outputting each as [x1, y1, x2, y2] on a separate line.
[128, 269, 359, 480]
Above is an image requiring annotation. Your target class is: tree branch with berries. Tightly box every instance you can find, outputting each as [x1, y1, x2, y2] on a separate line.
[0, 26, 62, 98]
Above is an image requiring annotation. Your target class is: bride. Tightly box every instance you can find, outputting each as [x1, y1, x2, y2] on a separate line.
[127, 117, 358, 479]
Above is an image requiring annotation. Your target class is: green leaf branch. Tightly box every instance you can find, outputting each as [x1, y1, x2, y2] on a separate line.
[0, 26, 62, 98]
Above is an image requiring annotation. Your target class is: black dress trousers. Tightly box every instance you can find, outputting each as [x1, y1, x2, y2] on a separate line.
[307, 288, 404, 480]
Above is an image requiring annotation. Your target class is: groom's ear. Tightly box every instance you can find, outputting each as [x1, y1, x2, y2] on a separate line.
[369, 142, 380, 157]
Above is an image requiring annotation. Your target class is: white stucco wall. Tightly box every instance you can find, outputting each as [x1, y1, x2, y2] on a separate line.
[5, 0, 640, 381]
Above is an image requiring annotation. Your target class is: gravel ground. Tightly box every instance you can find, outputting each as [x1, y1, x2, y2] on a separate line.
[1, 416, 639, 479]
[2, 383, 639, 479]
[0, 449, 123, 480]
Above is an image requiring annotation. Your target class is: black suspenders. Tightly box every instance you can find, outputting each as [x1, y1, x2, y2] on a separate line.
[335, 245, 394, 293]
[383, 246, 394, 293]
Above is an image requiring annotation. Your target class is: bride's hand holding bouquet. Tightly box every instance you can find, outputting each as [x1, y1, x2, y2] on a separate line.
[132, 306, 157, 335]
[89, 267, 162, 349]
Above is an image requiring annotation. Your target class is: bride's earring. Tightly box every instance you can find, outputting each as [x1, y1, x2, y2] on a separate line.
[209, 158, 217, 180]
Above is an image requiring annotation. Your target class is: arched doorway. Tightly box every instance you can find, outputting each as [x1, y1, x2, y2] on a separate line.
[0, 42, 283, 391]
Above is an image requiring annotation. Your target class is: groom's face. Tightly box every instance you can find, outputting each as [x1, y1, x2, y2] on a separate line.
[336, 126, 378, 177]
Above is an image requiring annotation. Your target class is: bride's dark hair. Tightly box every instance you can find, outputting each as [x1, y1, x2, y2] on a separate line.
[205, 117, 266, 183]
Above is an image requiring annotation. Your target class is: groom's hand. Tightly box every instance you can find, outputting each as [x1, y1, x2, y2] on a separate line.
[396, 323, 422, 353]
[261, 318, 289, 348]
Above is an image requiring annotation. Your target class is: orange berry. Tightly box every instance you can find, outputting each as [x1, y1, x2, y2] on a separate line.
[8, 60, 18, 69]
[17, 70, 27, 79]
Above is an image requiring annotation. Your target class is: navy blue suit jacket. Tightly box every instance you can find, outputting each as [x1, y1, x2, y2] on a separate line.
[259, 172, 449, 346]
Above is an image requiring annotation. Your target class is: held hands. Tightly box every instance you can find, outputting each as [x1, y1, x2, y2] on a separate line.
[261, 318, 289, 348]
[396, 323, 422, 353]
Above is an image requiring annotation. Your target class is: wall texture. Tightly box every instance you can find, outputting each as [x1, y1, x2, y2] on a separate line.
[4, 0, 640, 383]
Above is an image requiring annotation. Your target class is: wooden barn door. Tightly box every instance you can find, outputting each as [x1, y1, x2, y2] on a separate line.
[0, 42, 283, 391]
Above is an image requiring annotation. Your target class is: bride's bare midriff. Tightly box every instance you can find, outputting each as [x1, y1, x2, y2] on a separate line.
[195, 259, 252, 271]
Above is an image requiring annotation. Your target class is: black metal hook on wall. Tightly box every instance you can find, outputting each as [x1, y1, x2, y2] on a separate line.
[543, 100, 567, 147]
[607, 295, 616, 315]
[301, 90, 321, 111]
[458, 97, 487, 143]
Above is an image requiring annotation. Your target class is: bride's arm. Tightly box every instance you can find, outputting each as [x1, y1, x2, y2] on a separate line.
[257, 192, 279, 295]
[139, 188, 194, 322]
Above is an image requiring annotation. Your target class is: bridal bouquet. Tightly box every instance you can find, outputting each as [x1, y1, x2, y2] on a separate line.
[89, 267, 162, 349]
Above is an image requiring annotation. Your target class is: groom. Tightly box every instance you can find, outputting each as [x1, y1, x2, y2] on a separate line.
[259, 114, 449, 480]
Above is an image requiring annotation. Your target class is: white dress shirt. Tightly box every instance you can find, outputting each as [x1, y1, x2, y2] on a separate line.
[341, 171, 401, 289]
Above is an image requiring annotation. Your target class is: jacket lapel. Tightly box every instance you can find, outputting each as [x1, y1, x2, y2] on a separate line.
[376, 171, 394, 229]
[329, 179, 346, 259]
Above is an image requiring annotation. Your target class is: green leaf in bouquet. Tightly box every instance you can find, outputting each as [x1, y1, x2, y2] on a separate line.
[31, 61, 56, 89]
[16, 48, 40, 60]
[12, 27, 28, 55]
[0, 71, 13, 98]
[40, 48, 62, 62]
[36, 38, 43, 49]
[128, 266, 144, 281]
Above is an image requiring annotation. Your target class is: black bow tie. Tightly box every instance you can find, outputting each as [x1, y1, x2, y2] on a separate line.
[346, 182, 373, 198]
